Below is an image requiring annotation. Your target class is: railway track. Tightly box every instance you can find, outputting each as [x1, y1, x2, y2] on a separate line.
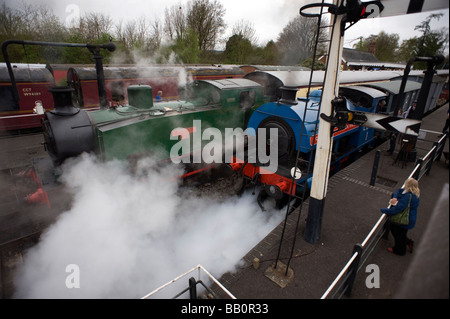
[0, 132, 70, 298]
[0, 231, 42, 298]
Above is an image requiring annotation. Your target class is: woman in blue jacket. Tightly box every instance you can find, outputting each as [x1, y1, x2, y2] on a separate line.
[381, 178, 420, 255]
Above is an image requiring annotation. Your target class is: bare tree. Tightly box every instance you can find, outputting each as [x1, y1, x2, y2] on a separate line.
[113, 16, 162, 60]
[0, 2, 65, 41]
[114, 19, 125, 44]
[164, 3, 187, 41]
[231, 19, 258, 45]
[135, 16, 149, 46]
[163, 0, 225, 51]
[186, 0, 226, 51]
[148, 19, 163, 52]
[77, 12, 113, 41]
[277, 15, 327, 65]
[124, 21, 139, 48]
[0, 3, 22, 37]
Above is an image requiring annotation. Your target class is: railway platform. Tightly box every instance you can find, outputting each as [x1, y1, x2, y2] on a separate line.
[213, 104, 449, 299]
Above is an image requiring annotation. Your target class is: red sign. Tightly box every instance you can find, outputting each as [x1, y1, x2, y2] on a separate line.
[310, 124, 358, 145]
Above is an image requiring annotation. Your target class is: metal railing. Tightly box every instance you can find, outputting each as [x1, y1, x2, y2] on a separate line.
[141, 264, 236, 299]
[321, 131, 448, 299]
[413, 132, 448, 180]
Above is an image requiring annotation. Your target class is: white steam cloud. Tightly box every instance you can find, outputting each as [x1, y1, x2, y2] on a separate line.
[13, 153, 282, 298]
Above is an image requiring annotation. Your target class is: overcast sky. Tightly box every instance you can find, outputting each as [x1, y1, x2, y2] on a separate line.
[4, 0, 449, 51]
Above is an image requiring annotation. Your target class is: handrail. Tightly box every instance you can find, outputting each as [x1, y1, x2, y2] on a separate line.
[141, 264, 236, 299]
[321, 251, 359, 299]
[361, 214, 387, 248]
[423, 145, 437, 161]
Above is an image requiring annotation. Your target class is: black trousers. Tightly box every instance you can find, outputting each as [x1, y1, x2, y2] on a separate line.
[390, 223, 413, 255]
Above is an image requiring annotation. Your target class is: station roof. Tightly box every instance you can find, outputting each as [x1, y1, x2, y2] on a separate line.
[347, 61, 406, 69]
[202, 78, 262, 90]
[244, 70, 406, 88]
[240, 65, 310, 72]
[340, 85, 387, 99]
[362, 80, 422, 94]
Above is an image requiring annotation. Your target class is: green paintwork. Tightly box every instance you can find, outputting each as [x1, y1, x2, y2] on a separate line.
[86, 79, 265, 161]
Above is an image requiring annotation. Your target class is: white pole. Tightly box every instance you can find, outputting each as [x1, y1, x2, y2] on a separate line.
[304, 0, 344, 244]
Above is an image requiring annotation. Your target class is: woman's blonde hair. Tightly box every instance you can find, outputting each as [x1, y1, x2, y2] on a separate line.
[403, 177, 420, 197]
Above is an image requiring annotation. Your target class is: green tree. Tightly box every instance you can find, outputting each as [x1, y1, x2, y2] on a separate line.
[170, 28, 200, 63]
[373, 31, 399, 62]
[353, 36, 368, 51]
[415, 13, 447, 57]
[300, 56, 326, 70]
[260, 40, 279, 65]
[396, 37, 419, 63]
[224, 34, 252, 64]
[397, 13, 448, 68]
[276, 15, 327, 65]
[62, 32, 115, 64]
[186, 0, 226, 51]
[352, 32, 399, 62]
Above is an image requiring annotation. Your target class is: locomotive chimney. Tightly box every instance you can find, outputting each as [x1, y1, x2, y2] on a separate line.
[279, 86, 298, 105]
[48, 86, 79, 115]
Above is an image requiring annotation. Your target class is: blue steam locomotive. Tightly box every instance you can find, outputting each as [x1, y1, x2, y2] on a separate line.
[227, 69, 447, 207]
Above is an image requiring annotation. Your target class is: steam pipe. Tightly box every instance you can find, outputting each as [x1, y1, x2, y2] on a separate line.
[1, 39, 116, 109]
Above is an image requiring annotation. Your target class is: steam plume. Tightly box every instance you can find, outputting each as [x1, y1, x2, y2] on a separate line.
[13, 153, 282, 298]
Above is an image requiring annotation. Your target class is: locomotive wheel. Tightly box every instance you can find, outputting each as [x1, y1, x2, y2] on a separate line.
[256, 189, 289, 211]
[230, 172, 248, 195]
